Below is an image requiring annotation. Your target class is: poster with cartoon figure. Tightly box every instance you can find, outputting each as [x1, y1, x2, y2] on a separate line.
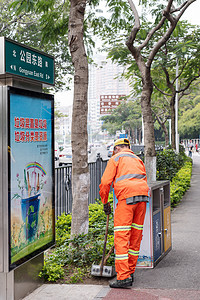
[8, 87, 55, 270]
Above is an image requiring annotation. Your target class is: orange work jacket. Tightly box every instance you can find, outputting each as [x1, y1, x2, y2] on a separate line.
[99, 149, 149, 204]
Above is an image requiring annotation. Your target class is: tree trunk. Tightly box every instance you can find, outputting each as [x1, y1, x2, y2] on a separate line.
[68, 0, 90, 236]
[138, 127, 142, 145]
[159, 121, 169, 148]
[154, 115, 169, 148]
[163, 123, 169, 148]
[141, 78, 156, 182]
[158, 121, 169, 148]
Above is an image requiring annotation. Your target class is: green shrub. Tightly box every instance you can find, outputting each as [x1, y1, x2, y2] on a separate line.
[55, 213, 71, 246]
[39, 260, 64, 282]
[39, 195, 115, 282]
[65, 267, 85, 284]
[170, 161, 192, 207]
[156, 149, 188, 181]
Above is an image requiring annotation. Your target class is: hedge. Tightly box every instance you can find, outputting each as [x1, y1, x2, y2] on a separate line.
[170, 161, 192, 207]
[156, 147, 187, 181]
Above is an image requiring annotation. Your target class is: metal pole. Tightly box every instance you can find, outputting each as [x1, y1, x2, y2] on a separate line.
[167, 119, 171, 145]
[175, 58, 179, 153]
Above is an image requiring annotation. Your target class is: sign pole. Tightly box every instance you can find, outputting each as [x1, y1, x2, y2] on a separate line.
[175, 58, 179, 153]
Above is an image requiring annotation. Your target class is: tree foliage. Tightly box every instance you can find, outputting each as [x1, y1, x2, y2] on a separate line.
[97, 0, 197, 181]
[179, 102, 200, 138]
[99, 13, 200, 148]
[101, 99, 142, 142]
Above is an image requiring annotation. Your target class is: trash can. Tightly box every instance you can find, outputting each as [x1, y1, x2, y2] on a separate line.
[137, 180, 171, 268]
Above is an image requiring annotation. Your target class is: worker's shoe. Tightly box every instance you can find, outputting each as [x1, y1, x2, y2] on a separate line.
[130, 273, 134, 282]
[109, 277, 132, 288]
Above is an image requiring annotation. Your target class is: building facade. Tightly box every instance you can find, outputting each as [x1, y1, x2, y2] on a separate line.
[88, 53, 131, 141]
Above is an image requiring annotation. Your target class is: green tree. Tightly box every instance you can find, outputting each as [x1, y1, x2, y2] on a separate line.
[178, 85, 200, 138]
[101, 99, 142, 143]
[98, 0, 197, 180]
[152, 21, 200, 149]
[178, 102, 200, 138]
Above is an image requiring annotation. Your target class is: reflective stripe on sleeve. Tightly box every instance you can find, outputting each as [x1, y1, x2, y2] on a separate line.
[114, 153, 139, 162]
[115, 173, 146, 183]
[114, 225, 132, 232]
[128, 249, 140, 256]
[115, 254, 129, 260]
[131, 223, 143, 230]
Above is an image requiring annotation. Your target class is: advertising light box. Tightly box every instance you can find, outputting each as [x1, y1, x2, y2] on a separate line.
[8, 86, 55, 270]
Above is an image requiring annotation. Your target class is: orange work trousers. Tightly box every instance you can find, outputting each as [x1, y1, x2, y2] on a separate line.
[114, 200, 146, 280]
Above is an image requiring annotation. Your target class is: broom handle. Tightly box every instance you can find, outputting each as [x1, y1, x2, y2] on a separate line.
[100, 214, 109, 276]
[103, 245, 115, 266]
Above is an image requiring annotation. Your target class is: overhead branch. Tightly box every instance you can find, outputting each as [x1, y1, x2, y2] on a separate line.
[127, 0, 140, 26]
[178, 73, 200, 93]
[164, 94, 171, 105]
[153, 82, 172, 97]
[170, 1, 187, 13]
[147, 26, 176, 68]
[126, 0, 140, 54]
[162, 66, 171, 87]
[154, 110, 170, 125]
[147, 0, 196, 68]
[0, 13, 26, 34]
[176, 0, 197, 20]
[138, 16, 166, 51]
[179, 79, 200, 98]
[166, 0, 174, 11]
[151, 103, 169, 117]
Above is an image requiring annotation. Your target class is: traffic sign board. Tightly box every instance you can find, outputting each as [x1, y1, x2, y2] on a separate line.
[0, 37, 54, 85]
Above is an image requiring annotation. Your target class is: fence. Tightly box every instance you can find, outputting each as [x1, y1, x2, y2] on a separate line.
[55, 154, 108, 218]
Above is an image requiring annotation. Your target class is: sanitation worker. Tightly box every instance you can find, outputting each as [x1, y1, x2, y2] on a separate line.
[99, 138, 149, 288]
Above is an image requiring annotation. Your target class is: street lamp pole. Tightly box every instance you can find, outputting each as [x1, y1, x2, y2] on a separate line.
[167, 119, 171, 145]
[175, 57, 179, 153]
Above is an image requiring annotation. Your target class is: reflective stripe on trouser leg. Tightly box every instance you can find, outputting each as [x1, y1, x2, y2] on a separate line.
[128, 202, 146, 274]
[114, 200, 136, 280]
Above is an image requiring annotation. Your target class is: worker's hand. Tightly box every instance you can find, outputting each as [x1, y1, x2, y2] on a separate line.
[104, 202, 111, 215]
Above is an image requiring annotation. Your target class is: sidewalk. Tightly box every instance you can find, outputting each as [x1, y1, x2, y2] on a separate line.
[23, 153, 200, 300]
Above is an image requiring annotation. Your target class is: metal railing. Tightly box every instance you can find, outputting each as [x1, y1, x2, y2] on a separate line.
[55, 154, 108, 218]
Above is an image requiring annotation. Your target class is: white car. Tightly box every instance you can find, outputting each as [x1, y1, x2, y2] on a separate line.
[94, 142, 101, 148]
[59, 148, 72, 166]
[108, 146, 114, 157]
